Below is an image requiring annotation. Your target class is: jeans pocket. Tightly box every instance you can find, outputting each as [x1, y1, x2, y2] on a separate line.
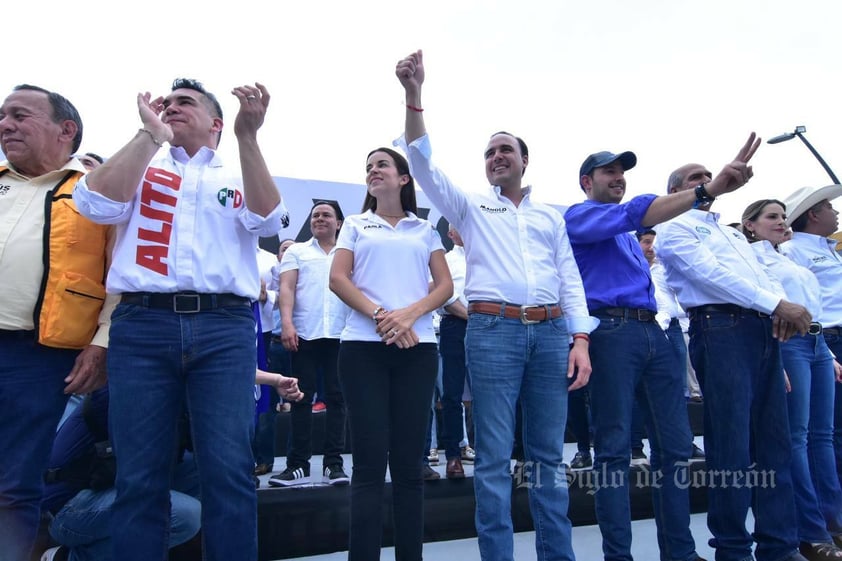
[593, 315, 623, 333]
[467, 313, 499, 331]
[698, 312, 738, 331]
[110, 303, 142, 322]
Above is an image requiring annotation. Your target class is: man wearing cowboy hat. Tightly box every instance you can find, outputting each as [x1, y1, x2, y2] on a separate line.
[780, 184, 842, 489]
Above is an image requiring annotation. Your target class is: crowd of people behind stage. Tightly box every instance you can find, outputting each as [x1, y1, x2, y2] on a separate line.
[3, 48, 842, 561]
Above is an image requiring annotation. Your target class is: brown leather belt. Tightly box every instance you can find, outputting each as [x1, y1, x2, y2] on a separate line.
[467, 302, 562, 324]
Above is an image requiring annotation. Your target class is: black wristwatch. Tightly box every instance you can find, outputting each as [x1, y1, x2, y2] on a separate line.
[693, 183, 715, 208]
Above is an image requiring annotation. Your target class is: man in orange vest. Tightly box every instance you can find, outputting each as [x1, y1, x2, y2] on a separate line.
[0, 84, 115, 561]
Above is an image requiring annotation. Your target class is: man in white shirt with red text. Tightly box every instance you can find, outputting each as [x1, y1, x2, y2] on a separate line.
[73, 79, 288, 561]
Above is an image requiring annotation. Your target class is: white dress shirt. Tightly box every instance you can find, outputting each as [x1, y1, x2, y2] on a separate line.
[73, 146, 289, 299]
[650, 261, 685, 331]
[440, 245, 467, 314]
[279, 237, 349, 340]
[655, 210, 784, 313]
[781, 232, 842, 327]
[752, 241, 823, 319]
[336, 210, 444, 343]
[405, 134, 595, 335]
[257, 248, 278, 333]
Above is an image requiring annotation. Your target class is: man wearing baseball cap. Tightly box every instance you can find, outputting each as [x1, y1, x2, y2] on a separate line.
[780, 184, 842, 485]
[564, 135, 762, 561]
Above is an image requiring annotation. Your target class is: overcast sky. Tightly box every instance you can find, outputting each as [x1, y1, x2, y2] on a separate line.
[5, 0, 841, 225]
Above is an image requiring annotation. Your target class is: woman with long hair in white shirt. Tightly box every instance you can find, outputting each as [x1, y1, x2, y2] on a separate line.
[742, 199, 842, 560]
[329, 147, 452, 561]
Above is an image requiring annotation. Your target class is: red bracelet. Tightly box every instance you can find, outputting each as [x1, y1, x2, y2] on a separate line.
[572, 333, 590, 342]
[406, 104, 424, 113]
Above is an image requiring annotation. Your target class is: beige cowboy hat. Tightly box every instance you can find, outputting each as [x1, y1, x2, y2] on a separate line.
[782, 184, 842, 226]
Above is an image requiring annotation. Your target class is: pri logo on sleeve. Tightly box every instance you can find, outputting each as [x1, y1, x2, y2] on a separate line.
[217, 187, 244, 209]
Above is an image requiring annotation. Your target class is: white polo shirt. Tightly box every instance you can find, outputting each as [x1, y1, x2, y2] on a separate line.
[73, 146, 289, 299]
[278, 237, 349, 340]
[257, 248, 278, 333]
[404, 134, 595, 335]
[655, 210, 784, 313]
[336, 210, 444, 343]
[780, 232, 842, 327]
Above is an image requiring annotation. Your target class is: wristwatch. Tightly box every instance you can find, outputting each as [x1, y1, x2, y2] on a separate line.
[693, 183, 715, 208]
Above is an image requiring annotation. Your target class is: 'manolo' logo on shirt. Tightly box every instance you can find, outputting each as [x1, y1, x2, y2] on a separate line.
[217, 187, 244, 209]
[479, 204, 507, 214]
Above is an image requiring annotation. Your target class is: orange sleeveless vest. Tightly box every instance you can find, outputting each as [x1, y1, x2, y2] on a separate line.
[1, 167, 109, 349]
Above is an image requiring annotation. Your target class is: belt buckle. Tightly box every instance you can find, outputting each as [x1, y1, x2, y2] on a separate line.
[173, 293, 201, 313]
[636, 309, 651, 322]
[809, 322, 823, 336]
[520, 305, 540, 325]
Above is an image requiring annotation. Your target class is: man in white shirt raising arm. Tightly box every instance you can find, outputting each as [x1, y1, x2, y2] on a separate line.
[396, 49, 596, 561]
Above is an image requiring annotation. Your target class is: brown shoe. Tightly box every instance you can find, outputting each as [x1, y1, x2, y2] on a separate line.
[253, 463, 272, 476]
[446, 458, 465, 479]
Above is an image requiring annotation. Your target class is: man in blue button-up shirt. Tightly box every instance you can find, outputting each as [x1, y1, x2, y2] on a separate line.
[565, 136, 760, 561]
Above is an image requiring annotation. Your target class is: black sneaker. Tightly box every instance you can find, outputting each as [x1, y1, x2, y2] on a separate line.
[323, 465, 350, 486]
[569, 451, 592, 470]
[268, 465, 310, 487]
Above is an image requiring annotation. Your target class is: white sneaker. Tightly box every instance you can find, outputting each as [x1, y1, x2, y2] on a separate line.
[41, 546, 67, 561]
[427, 448, 440, 465]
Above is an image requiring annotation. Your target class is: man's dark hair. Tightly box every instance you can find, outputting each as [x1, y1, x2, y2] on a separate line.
[489, 131, 529, 177]
[310, 200, 345, 239]
[171, 78, 223, 119]
[83, 152, 104, 164]
[490, 131, 529, 158]
[362, 147, 418, 214]
[636, 229, 656, 241]
[790, 200, 826, 233]
[13, 84, 83, 154]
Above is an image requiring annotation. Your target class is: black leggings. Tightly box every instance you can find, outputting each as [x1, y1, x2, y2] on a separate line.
[338, 341, 438, 561]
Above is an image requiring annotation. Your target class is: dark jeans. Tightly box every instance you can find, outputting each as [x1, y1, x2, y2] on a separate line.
[689, 309, 798, 561]
[339, 341, 438, 561]
[589, 313, 695, 561]
[567, 388, 591, 454]
[0, 332, 75, 561]
[108, 304, 258, 561]
[440, 315, 468, 460]
[253, 339, 293, 465]
[288, 338, 345, 469]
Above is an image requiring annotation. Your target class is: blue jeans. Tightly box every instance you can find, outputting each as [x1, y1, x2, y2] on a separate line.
[107, 303, 258, 561]
[440, 315, 469, 460]
[688, 309, 798, 561]
[0, 331, 75, 561]
[588, 313, 695, 561]
[822, 331, 842, 491]
[466, 312, 574, 561]
[49, 455, 202, 561]
[782, 333, 842, 541]
[338, 342, 438, 561]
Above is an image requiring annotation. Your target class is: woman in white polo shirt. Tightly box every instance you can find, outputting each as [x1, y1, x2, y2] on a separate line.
[742, 199, 842, 559]
[329, 147, 453, 561]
